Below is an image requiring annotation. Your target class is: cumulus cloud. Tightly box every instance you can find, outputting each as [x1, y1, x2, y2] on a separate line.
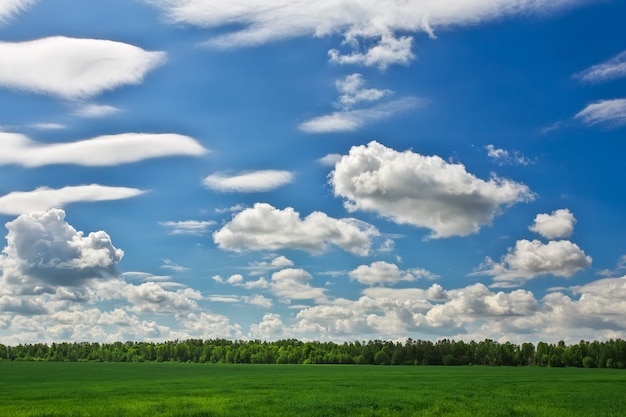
[270, 268, 327, 302]
[349, 261, 437, 286]
[300, 97, 420, 133]
[243, 294, 273, 308]
[485, 144, 531, 166]
[202, 170, 294, 192]
[213, 203, 379, 255]
[331, 141, 535, 238]
[0, 185, 145, 215]
[125, 282, 201, 314]
[159, 220, 216, 235]
[0, 209, 123, 293]
[0, 0, 35, 23]
[0, 36, 165, 99]
[249, 313, 286, 340]
[474, 239, 592, 286]
[575, 50, 626, 83]
[0, 132, 207, 167]
[148, 0, 582, 68]
[575, 99, 626, 127]
[529, 208, 576, 239]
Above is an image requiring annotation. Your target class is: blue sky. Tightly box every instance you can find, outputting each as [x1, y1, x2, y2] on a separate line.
[0, 0, 625, 345]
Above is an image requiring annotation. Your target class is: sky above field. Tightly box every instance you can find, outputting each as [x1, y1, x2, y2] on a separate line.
[1, 0, 625, 345]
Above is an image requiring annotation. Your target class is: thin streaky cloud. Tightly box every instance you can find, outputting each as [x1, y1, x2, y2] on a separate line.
[300, 97, 421, 133]
[0, 132, 208, 167]
[202, 170, 294, 192]
[575, 50, 626, 83]
[159, 220, 216, 235]
[0, 185, 145, 215]
[575, 99, 626, 127]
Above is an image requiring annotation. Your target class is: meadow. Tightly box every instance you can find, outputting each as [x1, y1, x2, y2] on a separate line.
[0, 362, 624, 416]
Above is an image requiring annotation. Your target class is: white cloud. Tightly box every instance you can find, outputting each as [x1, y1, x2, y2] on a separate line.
[160, 259, 190, 272]
[529, 208, 576, 239]
[335, 74, 392, 110]
[249, 313, 286, 340]
[243, 294, 273, 308]
[159, 220, 215, 235]
[575, 50, 626, 83]
[474, 239, 592, 286]
[0, 185, 145, 215]
[270, 268, 327, 302]
[0, 0, 35, 23]
[349, 261, 437, 286]
[213, 203, 379, 255]
[148, 0, 582, 69]
[331, 141, 535, 238]
[329, 32, 415, 70]
[247, 255, 294, 275]
[0, 132, 207, 167]
[317, 154, 343, 167]
[73, 103, 120, 118]
[125, 282, 201, 314]
[202, 170, 294, 192]
[575, 99, 626, 127]
[485, 144, 531, 166]
[299, 97, 420, 133]
[0, 36, 165, 99]
[180, 312, 243, 339]
[0, 209, 123, 294]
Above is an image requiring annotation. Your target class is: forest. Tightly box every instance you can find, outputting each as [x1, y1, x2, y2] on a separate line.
[2, 338, 626, 368]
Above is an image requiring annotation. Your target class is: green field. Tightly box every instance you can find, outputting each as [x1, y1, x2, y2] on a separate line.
[0, 362, 624, 416]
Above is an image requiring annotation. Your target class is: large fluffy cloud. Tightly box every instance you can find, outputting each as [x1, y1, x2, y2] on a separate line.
[529, 208, 576, 239]
[0, 185, 145, 215]
[474, 239, 592, 286]
[213, 203, 379, 255]
[202, 170, 294, 192]
[0, 132, 207, 167]
[0, 209, 123, 293]
[575, 99, 626, 127]
[147, 0, 584, 68]
[0, 36, 165, 99]
[331, 141, 534, 238]
[270, 268, 327, 303]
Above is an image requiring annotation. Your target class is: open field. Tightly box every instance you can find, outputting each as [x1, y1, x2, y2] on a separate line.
[0, 362, 624, 417]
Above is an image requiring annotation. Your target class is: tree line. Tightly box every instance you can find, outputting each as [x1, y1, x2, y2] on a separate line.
[1, 338, 625, 368]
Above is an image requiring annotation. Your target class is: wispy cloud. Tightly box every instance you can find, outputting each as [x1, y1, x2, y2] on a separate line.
[300, 97, 421, 133]
[575, 99, 626, 127]
[575, 50, 626, 83]
[0, 132, 207, 167]
[0, 185, 145, 215]
[0, 36, 165, 99]
[73, 103, 121, 118]
[159, 220, 215, 236]
[485, 145, 531, 166]
[0, 0, 35, 23]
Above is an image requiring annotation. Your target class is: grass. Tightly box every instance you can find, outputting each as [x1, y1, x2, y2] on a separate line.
[0, 362, 624, 416]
